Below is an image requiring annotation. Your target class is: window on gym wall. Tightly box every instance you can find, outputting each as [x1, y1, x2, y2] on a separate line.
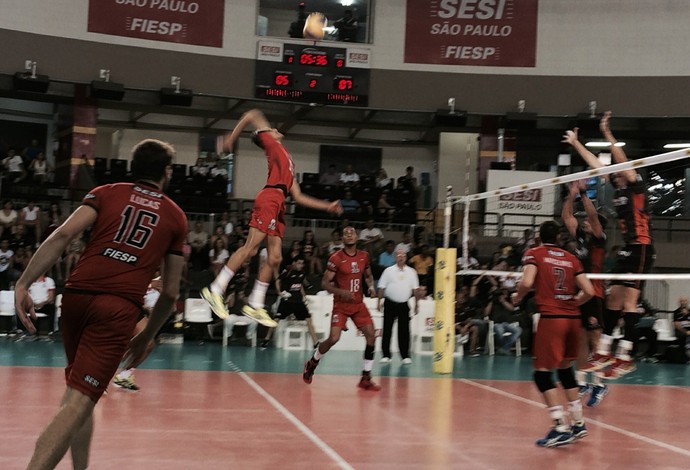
[257, 0, 373, 44]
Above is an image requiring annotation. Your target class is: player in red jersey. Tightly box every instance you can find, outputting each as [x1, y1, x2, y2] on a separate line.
[563, 111, 655, 378]
[512, 221, 594, 448]
[14, 139, 187, 469]
[202, 108, 342, 327]
[303, 226, 381, 391]
[561, 181, 610, 406]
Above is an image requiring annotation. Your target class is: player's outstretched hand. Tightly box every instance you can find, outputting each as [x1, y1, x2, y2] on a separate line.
[561, 127, 579, 145]
[14, 286, 37, 335]
[600, 111, 612, 135]
[327, 200, 344, 216]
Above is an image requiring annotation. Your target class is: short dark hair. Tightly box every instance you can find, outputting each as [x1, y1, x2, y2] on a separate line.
[539, 220, 561, 244]
[131, 139, 174, 182]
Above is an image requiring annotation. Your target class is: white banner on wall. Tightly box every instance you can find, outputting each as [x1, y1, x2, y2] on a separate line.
[485, 169, 557, 237]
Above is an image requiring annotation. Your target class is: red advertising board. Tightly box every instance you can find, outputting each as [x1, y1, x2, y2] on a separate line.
[405, 0, 538, 67]
[88, 0, 224, 48]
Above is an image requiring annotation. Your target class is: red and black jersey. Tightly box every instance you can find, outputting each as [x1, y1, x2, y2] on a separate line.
[522, 244, 584, 316]
[258, 132, 295, 195]
[327, 248, 370, 304]
[612, 173, 652, 245]
[67, 182, 188, 306]
[574, 227, 606, 299]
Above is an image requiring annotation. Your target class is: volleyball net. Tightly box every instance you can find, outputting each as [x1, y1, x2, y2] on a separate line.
[431, 147, 690, 374]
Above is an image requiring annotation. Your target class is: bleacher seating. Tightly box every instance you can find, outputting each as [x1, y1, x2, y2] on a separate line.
[302, 172, 319, 184]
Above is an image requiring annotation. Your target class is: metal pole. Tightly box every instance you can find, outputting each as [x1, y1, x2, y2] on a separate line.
[462, 199, 470, 269]
[443, 185, 452, 248]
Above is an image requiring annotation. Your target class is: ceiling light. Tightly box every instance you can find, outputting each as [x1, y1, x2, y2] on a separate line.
[663, 143, 690, 149]
[585, 141, 626, 148]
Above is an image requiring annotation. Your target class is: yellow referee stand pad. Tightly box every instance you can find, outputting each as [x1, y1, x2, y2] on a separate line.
[432, 248, 456, 374]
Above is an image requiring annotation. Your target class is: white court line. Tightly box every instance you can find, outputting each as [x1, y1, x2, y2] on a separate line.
[460, 378, 690, 458]
[236, 369, 354, 470]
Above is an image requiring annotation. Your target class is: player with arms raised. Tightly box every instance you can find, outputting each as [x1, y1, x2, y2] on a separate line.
[512, 221, 594, 448]
[303, 226, 381, 391]
[202, 108, 342, 326]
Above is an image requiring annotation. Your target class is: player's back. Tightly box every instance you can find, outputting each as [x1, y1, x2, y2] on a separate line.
[67, 182, 187, 305]
[258, 132, 294, 193]
[523, 244, 583, 315]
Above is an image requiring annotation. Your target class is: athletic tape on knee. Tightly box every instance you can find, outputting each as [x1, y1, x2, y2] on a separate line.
[533, 370, 556, 393]
[557, 367, 578, 390]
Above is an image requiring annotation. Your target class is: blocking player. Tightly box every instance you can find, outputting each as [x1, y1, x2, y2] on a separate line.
[561, 181, 609, 406]
[202, 108, 342, 327]
[112, 275, 163, 392]
[563, 111, 655, 378]
[302, 226, 381, 391]
[513, 220, 594, 448]
[261, 255, 318, 348]
[14, 139, 187, 469]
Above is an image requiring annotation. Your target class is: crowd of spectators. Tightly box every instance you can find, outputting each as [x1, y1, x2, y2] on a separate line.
[300, 165, 420, 223]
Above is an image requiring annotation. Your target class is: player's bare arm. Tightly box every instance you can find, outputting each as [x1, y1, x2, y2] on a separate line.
[14, 205, 97, 333]
[217, 108, 272, 153]
[321, 269, 353, 300]
[512, 264, 536, 305]
[561, 182, 579, 237]
[579, 182, 604, 239]
[562, 127, 604, 170]
[600, 110, 636, 183]
[290, 179, 343, 215]
[574, 272, 594, 306]
[365, 266, 376, 297]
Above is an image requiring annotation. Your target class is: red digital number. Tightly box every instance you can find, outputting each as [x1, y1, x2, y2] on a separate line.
[336, 59, 344, 68]
[336, 79, 353, 91]
[309, 79, 318, 89]
[274, 74, 291, 87]
[316, 55, 328, 66]
[300, 53, 313, 65]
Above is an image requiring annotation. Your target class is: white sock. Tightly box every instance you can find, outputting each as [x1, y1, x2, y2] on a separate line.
[616, 339, 633, 361]
[568, 400, 583, 423]
[591, 374, 603, 386]
[363, 359, 373, 372]
[211, 266, 234, 295]
[118, 368, 134, 379]
[548, 405, 568, 432]
[313, 349, 323, 361]
[597, 334, 613, 356]
[248, 280, 269, 309]
[575, 370, 587, 386]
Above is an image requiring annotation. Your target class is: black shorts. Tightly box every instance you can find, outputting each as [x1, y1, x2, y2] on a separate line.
[580, 296, 604, 330]
[276, 301, 311, 321]
[612, 244, 655, 289]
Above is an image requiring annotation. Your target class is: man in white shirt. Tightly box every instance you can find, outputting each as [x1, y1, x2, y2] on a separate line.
[359, 219, 384, 257]
[22, 273, 56, 339]
[377, 249, 421, 364]
[3, 148, 26, 183]
[339, 164, 360, 186]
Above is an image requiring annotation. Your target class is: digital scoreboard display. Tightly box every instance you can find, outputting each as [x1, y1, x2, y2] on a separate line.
[255, 41, 370, 106]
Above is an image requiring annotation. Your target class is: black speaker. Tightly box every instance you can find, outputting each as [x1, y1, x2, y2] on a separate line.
[13, 72, 50, 93]
[504, 112, 538, 129]
[434, 109, 467, 127]
[90, 80, 125, 101]
[490, 162, 512, 170]
[160, 87, 193, 107]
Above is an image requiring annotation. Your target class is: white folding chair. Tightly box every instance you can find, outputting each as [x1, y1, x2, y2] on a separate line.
[0, 290, 15, 334]
[54, 293, 62, 332]
[184, 298, 212, 340]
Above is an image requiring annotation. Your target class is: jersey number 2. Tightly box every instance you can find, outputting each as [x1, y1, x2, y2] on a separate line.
[114, 205, 159, 249]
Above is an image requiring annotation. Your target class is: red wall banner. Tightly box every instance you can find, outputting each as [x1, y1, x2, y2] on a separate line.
[88, 0, 224, 48]
[405, 0, 538, 67]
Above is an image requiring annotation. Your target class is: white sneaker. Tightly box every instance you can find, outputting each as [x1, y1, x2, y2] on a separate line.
[402, 358, 413, 365]
[379, 357, 391, 364]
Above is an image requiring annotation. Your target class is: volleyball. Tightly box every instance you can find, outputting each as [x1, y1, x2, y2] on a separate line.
[303, 12, 327, 40]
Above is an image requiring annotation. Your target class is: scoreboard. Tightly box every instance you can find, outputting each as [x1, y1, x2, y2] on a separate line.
[254, 41, 370, 106]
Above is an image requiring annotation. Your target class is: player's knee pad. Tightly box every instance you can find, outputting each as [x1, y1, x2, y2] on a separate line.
[557, 367, 578, 390]
[533, 370, 556, 393]
[364, 344, 375, 360]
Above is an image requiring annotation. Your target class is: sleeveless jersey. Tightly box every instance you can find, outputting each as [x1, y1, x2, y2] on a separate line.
[522, 244, 584, 316]
[67, 182, 188, 306]
[327, 248, 370, 304]
[574, 227, 606, 299]
[258, 132, 295, 194]
[612, 173, 652, 245]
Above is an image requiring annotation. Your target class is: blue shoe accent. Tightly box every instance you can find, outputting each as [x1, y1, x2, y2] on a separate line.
[586, 384, 609, 407]
[578, 383, 592, 399]
[571, 421, 588, 440]
[535, 428, 574, 448]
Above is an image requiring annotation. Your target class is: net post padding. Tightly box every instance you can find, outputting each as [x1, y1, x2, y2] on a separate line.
[433, 248, 456, 374]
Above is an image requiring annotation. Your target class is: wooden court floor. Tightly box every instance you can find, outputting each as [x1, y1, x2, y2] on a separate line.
[2, 340, 690, 469]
